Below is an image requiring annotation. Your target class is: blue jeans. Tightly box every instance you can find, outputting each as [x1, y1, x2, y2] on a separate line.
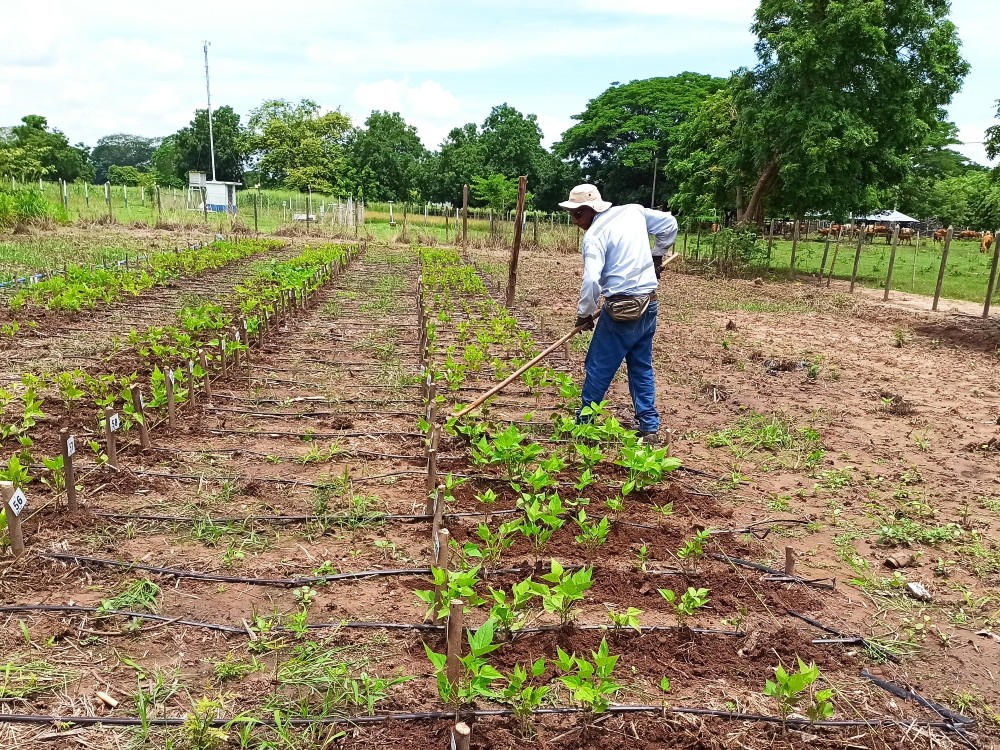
[579, 301, 659, 433]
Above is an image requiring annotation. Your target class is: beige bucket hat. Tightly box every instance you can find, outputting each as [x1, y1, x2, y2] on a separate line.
[559, 183, 612, 213]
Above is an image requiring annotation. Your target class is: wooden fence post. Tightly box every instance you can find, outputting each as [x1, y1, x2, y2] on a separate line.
[59, 429, 78, 511]
[103, 408, 119, 469]
[765, 219, 775, 268]
[505, 176, 528, 308]
[187, 360, 197, 407]
[932, 227, 954, 311]
[462, 184, 469, 247]
[883, 225, 901, 301]
[1, 482, 25, 558]
[818, 235, 832, 282]
[424, 425, 440, 515]
[129, 385, 151, 449]
[849, 229, 864, 293]
[826, 227, 844, 287]
[983, 230, 1000, 319]
[787, 218, 800, 280]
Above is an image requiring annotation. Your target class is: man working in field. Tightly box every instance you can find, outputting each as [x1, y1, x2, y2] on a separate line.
[561, 184, 678, 443]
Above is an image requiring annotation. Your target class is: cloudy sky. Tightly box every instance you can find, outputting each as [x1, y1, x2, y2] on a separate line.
[1, 0, 996, 166]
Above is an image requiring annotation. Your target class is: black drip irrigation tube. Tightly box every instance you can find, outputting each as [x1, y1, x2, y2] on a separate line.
[0, 705, 969, 731]
[0, 604, 745, 639]
[786, 609, 900, 664]
[710, 552, 836, 591]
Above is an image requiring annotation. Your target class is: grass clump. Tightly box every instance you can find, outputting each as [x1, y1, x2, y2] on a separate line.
[97, 578, 160, 615]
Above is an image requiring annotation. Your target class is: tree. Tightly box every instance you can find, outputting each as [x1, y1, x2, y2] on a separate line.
[668, 84, 746, 221]
[471, 174, 523, 214]
[427, 123, 487, 204]
[149, 136, 185, 188]
[349, 111, 428, 202]
[90, 133, 160, 184]
[172, 105, 244, 183]
[244, 99, 352, 193]
[479, 104, 544, 181]
[736, 0, 969, 224]
[3, 115, 94, 182]
[891, 118, 976, 219]
[557, 73, 726, 206]
[107, 165, 155, 188]
[986, 100, 1000, 164]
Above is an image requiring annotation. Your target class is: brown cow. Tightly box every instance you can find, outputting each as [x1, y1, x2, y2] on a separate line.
[898, 228, 915, 245]
[958, 230, 982, 241]
[932, 229, 948, 244]
[983, 232, 995, 254]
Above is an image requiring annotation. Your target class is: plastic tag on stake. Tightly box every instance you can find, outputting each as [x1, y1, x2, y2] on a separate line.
[168, 369, 176, 385]
[66, 436, 76, 457]
[109, 413, 121, 432]
[8, 488, 27, 517]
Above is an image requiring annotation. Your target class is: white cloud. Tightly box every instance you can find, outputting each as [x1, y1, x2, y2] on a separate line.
[581, 0, 754, 21]
[353, 79, 465, 147]
[536, 114, 575, 148]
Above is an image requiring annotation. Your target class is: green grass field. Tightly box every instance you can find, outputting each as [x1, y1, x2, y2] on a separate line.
[678, 231, 997, 305]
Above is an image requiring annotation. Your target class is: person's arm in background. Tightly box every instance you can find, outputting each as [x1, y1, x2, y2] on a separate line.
[644, 208, 678, 278]
[576, 233, 606, 327]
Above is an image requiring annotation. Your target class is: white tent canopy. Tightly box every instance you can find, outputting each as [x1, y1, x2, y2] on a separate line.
[856, 210, 919, 223]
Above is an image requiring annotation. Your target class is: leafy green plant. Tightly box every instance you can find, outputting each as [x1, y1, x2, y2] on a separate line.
[606, 606, 642, 634]
[500, 658, 550, 736]
[536, 559, 592, 625]
[425, 618, 503, 706]
[555, 639, 621, 713]
[488, 577, 539, 635]
[574, 510, 610, 551]
[658, 587, 710, 622]
[470, 424, 543, 482]
[463, 520, 519, 564]
[677, 529, 712, 572]
[763, 658, 835, 724]
[415, 567, 484, 621]
[616, 442, 682, 495]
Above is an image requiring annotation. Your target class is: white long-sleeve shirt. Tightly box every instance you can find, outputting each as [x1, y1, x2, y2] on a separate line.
[577, 204, 679, 317]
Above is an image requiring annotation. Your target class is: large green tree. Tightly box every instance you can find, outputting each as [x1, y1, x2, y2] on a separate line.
[90, 134, 161, 184]
[244, 99, 352, 193]
[557, 73, 726, 207]
[2, 115, 94, 182]
[427, 123, 486, 204]
[172, 106, 245, 183]
[348, 111, 428, 202]
[736, 0, 969, 224]
[149, 136, 186, 188]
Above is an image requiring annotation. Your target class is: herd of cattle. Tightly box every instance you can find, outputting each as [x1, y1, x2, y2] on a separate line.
[800, 224, 994, 252]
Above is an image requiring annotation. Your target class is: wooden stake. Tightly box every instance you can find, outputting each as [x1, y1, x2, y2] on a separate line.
[454, 722, 472, 750]
[818, 235, 832, 281]
[424, 426, 440, 515]
[506, 175, 528, 308]
[932, 227, 953, 311]
[187, 360, 197, 406]
[785, 546, 795, 576]
[882, 224, 900, 301]
[826, 227, 844, 287]
[849, 228, 864, 293]
[129, 385, 151, 449]
[982, 229, 1000, 319]
[199, 349, 212, 402]
[787, 217, 800, 280]
[232, 328, 242, 370]
[59, 429, 78, 511]
[1, 482, 25, 557]
[164, 368, 177, 430]
[446, 599, 464, 694]
[462, 184, 469, 247]
[103, 408, 119, 469]
[431, 528, 451, 624]
[219, 338, 228, 375]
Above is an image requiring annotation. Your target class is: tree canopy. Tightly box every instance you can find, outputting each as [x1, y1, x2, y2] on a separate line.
[244, 99, 352, 193]
[173, 105, 244, 184]
[734, 0, 969, 223]
[90, 134, 160, 184]
[557, 73, 725, 207]
[349, 111, 428, 202]
[0, 115, 93, 182]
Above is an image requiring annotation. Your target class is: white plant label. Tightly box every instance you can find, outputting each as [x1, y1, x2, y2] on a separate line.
[8, 488, 27, 517]
[109, 413, 121, 432]
[168, 369, 176, 385]
[66, 435, 76, 457]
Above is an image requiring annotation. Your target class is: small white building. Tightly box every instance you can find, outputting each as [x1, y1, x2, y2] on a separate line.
[187, 171, 240, 214]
